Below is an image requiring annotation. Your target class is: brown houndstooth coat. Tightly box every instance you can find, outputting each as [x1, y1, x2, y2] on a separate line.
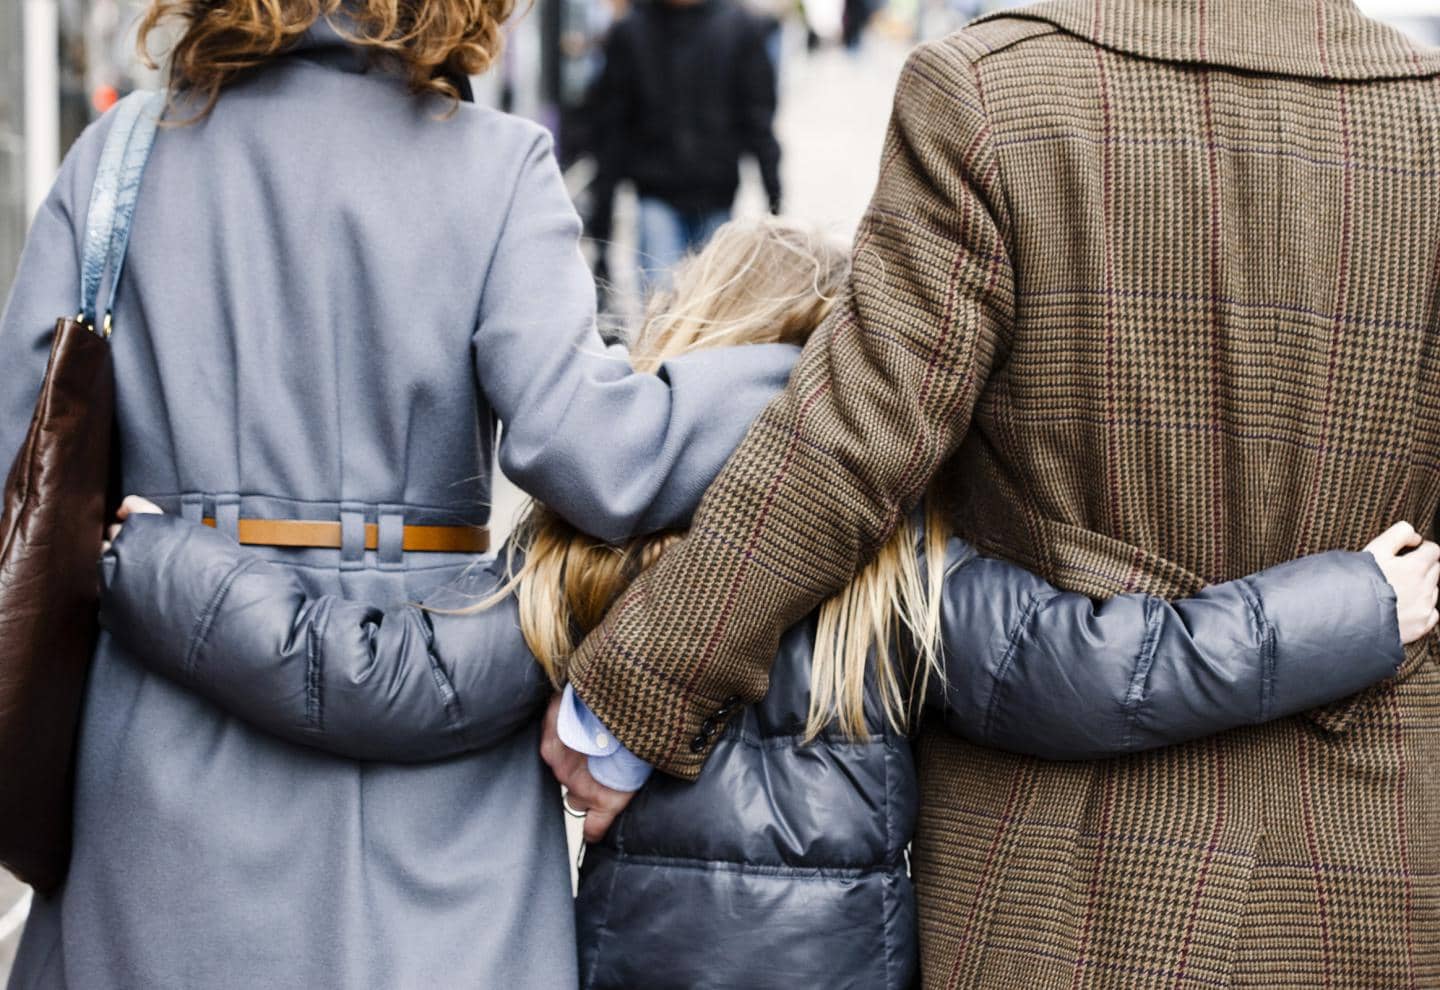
[568, 0, 1440, 985]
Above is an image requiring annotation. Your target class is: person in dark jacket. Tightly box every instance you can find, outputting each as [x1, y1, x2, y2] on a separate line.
[98, 219, 1432, 989]
[587, 0, 782, 289]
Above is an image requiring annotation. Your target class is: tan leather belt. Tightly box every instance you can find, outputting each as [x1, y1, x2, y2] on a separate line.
[201, 517, 490, 554]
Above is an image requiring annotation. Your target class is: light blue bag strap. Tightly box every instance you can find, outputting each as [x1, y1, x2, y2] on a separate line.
[78, 90, 165, 332]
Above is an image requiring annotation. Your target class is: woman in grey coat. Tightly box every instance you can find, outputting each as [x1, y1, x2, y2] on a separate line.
[92, 219, 1432, 989]
[0, 3, 800, 988]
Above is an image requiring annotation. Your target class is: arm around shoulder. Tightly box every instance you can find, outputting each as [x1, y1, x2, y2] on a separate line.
[567, 42, 1016, 778]
[472, 131, 798, 542]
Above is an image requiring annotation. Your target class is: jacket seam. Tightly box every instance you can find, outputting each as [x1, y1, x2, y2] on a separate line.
[593, 850, 907, 880]
[306, 597, 329, 730]
[184, 556, 261, 679]
[1361, 556, 1405, 674]
[474, 131, 550, 326]
[1236, 575, 1275, 722]
[969, 48, 1016, 250]
[982, 591, 1046, 739]
[583, 839, 626, 990]
[720, 727, 899, 749]
[419, 611, 468, 740]
[881, 735, 896, 990]
[1122, 596, 1165, 750]
[136, 489, 490, 516]
[961, 21, 1062, 64]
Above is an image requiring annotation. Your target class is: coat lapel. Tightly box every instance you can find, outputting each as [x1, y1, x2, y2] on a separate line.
[976, 0, 1440, 79]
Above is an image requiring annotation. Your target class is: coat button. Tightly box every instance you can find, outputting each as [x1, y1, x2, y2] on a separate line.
[701, 718, 719, 735]
[689, 735, 708, 754]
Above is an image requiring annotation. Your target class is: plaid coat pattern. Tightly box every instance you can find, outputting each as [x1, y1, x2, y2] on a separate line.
[567, 1, 1440, 985]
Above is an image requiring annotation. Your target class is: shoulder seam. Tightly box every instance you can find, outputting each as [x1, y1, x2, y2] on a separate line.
[948, 19, 1063, 65]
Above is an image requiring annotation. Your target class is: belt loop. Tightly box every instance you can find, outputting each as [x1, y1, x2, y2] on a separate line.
[214, 495, 240, 541]
[378, 508, 405, 569]
[180, 494, 204, 524]
[340, 504, 367, 569]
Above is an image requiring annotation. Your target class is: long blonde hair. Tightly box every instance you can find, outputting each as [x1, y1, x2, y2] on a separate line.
[480, 217, 951, 740]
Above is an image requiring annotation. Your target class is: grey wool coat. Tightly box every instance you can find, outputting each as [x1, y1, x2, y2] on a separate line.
[91, 515, 1400, 990]
[0, 24, 798, 990]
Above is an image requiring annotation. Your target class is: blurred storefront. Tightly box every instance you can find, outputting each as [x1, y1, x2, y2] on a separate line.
[2, 0, 158, 302]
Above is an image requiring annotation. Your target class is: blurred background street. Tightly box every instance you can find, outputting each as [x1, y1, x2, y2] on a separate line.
[2, 0, 1438, 980]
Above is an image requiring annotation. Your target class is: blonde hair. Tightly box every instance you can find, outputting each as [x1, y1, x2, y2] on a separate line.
[138, 0, 513, 119]
[480, 217, 950, 740]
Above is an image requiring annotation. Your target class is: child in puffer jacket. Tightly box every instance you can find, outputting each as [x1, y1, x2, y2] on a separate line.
[100, 219, 1431, 990]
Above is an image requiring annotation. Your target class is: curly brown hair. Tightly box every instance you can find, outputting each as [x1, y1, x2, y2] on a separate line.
[138, 0, 515, 118]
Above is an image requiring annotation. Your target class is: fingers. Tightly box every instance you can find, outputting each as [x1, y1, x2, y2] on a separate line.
[106, 523, 122, 543]
[584, 805, 622, 844]
[564, 767, 634, 842]
[1390, 540, 1439, 576]
[538, 695, 634, 842]
[1366, 521, 1421, 557]
[540, 696, 586, 784]
[115, 495, 163, 521]
[540, 694, 562, 754]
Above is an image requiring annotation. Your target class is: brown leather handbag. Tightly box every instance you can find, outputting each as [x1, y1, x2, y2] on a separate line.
[0, 91, 162, 894]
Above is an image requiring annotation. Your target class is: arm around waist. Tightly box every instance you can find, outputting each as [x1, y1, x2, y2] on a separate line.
[930, 540, 1403, 759]
[100, 514, 549, 762]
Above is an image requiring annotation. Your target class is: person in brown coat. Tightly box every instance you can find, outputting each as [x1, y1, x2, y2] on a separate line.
[547, 0, 1440, 986]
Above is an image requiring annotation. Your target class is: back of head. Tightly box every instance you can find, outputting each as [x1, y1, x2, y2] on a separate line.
[629, 217, 849, 372]
[483, 218, 851, 674]
[139, 0, 513, 116]
[483, 216, 951, 741]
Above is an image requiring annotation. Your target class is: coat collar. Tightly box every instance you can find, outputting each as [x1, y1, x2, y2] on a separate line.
[287, 17, 375, 74]
[976, 0, 1440, 80]
[285, 17, 475, 101]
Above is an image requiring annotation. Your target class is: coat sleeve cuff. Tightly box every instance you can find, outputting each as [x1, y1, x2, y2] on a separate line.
[1254, 549, 1405, 721]
[558, 685, 654, 792]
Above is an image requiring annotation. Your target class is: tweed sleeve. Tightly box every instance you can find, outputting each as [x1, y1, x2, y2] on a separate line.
[100, 514, 550, 763]
[567, 40, 1015, 778]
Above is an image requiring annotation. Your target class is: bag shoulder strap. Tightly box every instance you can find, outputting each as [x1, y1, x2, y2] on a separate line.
[78, 90, 166, 333]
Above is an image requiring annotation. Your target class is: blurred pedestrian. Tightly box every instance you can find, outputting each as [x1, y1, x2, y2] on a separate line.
[841, 0, 872, 49]
[587, 0, 782, 289]
[740, 0, 794, 69]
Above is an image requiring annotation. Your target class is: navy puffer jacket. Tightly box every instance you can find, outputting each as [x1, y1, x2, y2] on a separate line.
[576, 614, 920, 989]
[573, 538, 1403, 990]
